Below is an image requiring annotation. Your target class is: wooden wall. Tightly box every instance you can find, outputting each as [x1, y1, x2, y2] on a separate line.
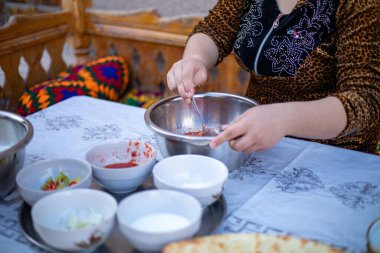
[0, 12, 71, 111]
[0, 0, 249, 112]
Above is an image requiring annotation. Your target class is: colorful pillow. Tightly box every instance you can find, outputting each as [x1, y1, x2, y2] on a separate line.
[123, 88, 163, 109]
[17, 56, 129, 116]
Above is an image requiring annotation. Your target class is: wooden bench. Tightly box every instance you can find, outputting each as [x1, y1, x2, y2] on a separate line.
[0, 0, 249, 113]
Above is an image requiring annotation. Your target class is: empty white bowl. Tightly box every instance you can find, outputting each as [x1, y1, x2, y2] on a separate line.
[31, 189, 117, 252]
[153, 155, 228, 207]
[16, 158, 92, 206]
[117, 189, 202, 252]
[85, 140, 156, 193]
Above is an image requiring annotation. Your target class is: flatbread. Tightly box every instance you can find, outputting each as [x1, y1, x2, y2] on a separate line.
[163, 233, 345, 253]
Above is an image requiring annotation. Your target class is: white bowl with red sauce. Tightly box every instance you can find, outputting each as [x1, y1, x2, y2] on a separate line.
[16, 158, 93, 206]
[85, 140, 157, 193]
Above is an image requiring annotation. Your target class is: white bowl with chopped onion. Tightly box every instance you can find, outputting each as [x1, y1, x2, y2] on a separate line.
[16, 158, 92, 206]
[31, 188, 117, 252]
[153, 155, 228, 207]
[117, 189, 202, 252]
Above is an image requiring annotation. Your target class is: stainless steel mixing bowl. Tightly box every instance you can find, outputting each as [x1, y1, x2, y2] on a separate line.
[144, 92, 258, 169]
[0, 111, 33, 198]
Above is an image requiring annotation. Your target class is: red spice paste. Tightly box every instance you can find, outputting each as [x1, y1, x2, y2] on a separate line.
[104, 161, 138, 169]
[184, 130, 205, 136]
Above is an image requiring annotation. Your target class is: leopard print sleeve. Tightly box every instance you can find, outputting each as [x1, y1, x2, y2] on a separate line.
[189, 0, 247, 64]
[331, 0, 380, 139]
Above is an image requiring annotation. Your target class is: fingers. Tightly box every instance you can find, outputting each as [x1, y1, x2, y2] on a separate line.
[210, 112, 256, 152]
[172, 62, 188, 99]
[182, 64, 195, 98]
[193, 66, 207, 90]
[209, 121, 244, 149]
[166, 58, 208, 101]
[229, 135, 250, 152]
[167, 69, 176, 91]
[209, 105, 286, 153]
[211, 129, 259, 153]
[240, 142, 259, 153]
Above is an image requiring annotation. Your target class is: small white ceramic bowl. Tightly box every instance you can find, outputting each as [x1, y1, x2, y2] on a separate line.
[32, 189, 117, 252]
[85, 140, 156, 193]
[16, 158, 92, 206]
[153, 155, 228, 207]
[117, 189, 202, 252]
[367, 217, 380, 253]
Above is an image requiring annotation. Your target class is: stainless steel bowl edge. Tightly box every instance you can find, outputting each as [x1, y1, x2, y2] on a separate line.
[0, 111, 34, 198]
[144, 92, 258, 143]
[0, 111, 34, 158]
[144, 92, 258, 169]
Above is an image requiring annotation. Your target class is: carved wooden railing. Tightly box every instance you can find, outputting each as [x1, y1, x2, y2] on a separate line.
[0, 0, 249, 112]
[63, 0, 249, 97]
[0, 11, 71, 111]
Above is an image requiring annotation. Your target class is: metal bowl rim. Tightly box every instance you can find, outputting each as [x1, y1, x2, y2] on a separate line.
[0, 111, 34, 158]
[144, 92, 258, 141]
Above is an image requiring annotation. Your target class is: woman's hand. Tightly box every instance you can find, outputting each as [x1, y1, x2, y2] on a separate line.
[167, 57, 208, 104]
[209, 104, 289, 153]
[209, 97, 347, 153]
[166, 33, 218, 103]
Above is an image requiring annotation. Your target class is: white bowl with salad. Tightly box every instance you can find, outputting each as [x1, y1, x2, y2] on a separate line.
[16, 158, 92, 206]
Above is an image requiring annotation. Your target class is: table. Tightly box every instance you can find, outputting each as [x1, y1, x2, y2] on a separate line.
[1, 96, 379, 253]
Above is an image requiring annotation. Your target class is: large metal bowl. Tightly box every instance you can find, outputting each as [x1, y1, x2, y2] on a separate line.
[144, 92, 258, 169]
[0, 111, 33, 198]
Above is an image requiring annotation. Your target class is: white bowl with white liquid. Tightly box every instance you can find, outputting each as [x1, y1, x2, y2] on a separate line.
[117, 189, 202, 252]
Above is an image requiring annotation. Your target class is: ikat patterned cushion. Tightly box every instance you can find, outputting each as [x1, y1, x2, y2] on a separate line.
[122, 88, 163, 109]
[17, 56, 129, 116]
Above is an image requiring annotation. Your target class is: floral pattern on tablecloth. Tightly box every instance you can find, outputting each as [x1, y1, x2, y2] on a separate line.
[81, 124, 122, 141]
[46, 115, 83, 131]
[274, 167, 325, 193]
[329, 181, 380, 209]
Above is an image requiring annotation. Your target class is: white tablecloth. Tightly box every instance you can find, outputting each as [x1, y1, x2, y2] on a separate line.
[1, 96, 379, 253]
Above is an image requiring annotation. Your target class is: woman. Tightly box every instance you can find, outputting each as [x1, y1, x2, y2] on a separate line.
[166, 0, 379, 154]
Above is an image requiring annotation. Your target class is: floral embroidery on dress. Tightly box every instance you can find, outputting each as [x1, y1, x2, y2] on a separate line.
[233, 0, 337, 77]
[264, 37, 302, 75]
[234, 0, 264, 50]
[264, 0, 336, 76]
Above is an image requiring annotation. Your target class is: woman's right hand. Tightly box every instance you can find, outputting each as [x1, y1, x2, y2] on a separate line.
[167, 57, 208, 104]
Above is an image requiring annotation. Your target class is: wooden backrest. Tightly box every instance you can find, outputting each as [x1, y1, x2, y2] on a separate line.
[65, 0, 249, 97]
[0, 11, 71, 112]
[0, 0, 248, 112]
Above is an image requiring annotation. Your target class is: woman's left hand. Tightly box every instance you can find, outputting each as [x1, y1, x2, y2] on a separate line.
[209, 104, 289, 153]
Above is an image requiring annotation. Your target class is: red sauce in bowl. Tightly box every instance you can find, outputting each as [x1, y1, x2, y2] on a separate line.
[184, 127, 219, 137]
[184, 130, 205, 136]
[104, 161, 138, 169]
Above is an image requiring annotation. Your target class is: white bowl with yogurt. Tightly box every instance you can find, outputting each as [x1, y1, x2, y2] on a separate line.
[31, 189, 117, 252]
[152, 154, 228, 207]
[117, 189, 202, 252]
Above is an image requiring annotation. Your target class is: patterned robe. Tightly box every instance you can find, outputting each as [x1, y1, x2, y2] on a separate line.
[191, 0, 380, 154]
